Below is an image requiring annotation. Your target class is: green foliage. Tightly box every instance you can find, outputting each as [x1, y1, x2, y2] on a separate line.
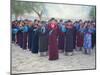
[11, 0, 27, 16]
[11, 0, 45, 19]
[89, 6, 96, 19]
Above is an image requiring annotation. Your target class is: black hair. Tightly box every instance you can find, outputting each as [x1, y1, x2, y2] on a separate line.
[49, 18, 57, 22]
[34, 19, 38, 22]
[59, 19, 63, 22]
[24, 19, 28, 21]
[64, 21, 68, 23]
[67, 20, 72, 23]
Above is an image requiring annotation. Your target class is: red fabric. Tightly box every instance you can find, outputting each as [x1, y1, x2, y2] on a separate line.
[58, 29, 65, 50]
[23, 32, 28, 49]
[48, 23, 59, 60]
[16, 32, 20, 45]
[76, 32, 83, 47]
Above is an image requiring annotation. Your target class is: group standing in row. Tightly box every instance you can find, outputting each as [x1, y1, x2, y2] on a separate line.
[12, 18, 96, 60]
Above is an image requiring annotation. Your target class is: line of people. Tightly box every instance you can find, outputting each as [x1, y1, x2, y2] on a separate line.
[12, 18, 96, 60]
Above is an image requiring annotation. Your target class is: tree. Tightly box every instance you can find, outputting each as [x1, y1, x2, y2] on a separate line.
[89, 6, 96, 20]
[11, 0, 23, 18]
[11, 0, 46, 20]
[30, 2, 45, 20]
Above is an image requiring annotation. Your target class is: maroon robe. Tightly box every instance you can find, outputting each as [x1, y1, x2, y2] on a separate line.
[23, 32, 28, 49]
[58, 29, 64, 51]
[48, 23, 59, 60]
[16, 31, 20, 45]
[76, 31, 83, 47]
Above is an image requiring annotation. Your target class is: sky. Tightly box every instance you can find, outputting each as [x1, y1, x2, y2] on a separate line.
[44, 3, 92, 20]
[12, 2, 94, 21]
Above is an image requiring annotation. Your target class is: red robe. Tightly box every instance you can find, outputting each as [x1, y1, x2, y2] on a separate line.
[76, 31, 83, 47]
[58, 28, 64, 51]
[48, 23, 59, 60]
[22, 32, 28, 49]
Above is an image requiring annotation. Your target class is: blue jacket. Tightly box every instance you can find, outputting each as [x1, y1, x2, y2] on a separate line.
[22, 25, 29, 32]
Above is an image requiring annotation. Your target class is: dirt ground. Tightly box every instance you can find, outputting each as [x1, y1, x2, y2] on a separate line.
[11, 44, 96, 74]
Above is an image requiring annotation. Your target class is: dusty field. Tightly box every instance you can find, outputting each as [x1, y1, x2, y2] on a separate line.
[11, 44, 96, 74]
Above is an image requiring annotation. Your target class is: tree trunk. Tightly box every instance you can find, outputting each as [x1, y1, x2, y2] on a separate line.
[38, 14, 42, 21]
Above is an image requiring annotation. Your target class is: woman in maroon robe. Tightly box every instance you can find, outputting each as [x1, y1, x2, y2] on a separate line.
[16, 22, 20, 45]
[76, 21, 84, 51]
[22, 22, 28, 50]
[17, 21, 24, 48]
[48, 18, 59, 60]
[76, 23, 84, 51]
[58, 20, 65, 52]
